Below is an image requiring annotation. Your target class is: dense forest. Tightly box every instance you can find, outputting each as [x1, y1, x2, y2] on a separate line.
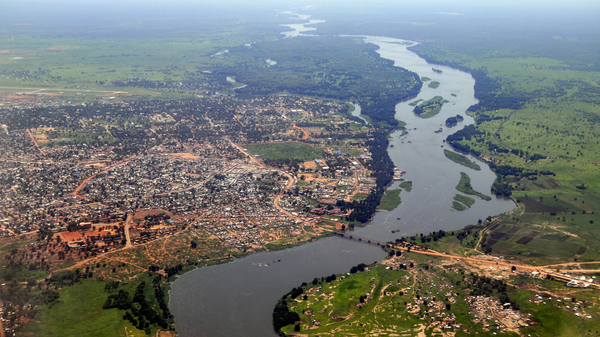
[219, 37, 422, 127]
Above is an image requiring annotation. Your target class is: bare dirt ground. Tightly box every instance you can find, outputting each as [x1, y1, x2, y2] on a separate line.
[168, 152, 200, 159]
[302, 160, 318, 170]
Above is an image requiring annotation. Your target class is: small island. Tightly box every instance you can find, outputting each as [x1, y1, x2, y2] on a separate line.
[444, 149, 481, 170]
[399, 180, 413, 191]
[413, 96, 445, 119]
[432, 67, 443, 73]
[445, 114, 464, 127]
[452, 194, 476, 210]
[428, 81, 440, 89]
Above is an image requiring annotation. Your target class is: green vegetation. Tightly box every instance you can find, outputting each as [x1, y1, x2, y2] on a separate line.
[444, 149, 481, 170]
[400, 180, 413, 191]
[478, 207, 600, 264]
[413, 96, 444, 118]
[378, 188, 402, 211]
[20, 280, 140, 336]
[427, 80, 440, 88]
[223, 36, 421, 127]
[276, 256, 600, 336]
[243, 142, 324, 161]
[456, 172, 492, 201]
[454, 194, 476, 207]
[264, 234, 314, 251]
[452, 201, 467, 211]
[310, 4, 600, 264]
[420, 76, 431, 81]
[408, 99, 423, 106]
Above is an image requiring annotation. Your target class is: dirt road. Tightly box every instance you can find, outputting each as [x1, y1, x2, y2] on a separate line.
[124, 213, 133, 248]
[293, 124, 310, 140]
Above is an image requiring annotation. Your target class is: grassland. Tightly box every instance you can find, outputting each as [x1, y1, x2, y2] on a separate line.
[20, 280, 143, 337]
[378, 188, 402, 211]
[0, 25, 285, 103]
[444, 149, 481, 170]
[243, 142, 325, 161]
[413, 49, 600, 263]
[456, 172, 492, 201]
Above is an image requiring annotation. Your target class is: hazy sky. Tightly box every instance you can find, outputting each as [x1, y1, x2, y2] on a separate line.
[1, 0, 597, 37]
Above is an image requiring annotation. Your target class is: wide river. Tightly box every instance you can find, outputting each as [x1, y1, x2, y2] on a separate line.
[169, 25, 516, 337]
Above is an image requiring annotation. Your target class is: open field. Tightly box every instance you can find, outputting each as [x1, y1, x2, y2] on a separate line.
[243, 142, 325, 161]
[20, 280, 140, 337]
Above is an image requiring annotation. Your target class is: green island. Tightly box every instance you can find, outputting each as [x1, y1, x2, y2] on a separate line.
[452, 200, 467, 211]
[413, 96, 445, 118]
[444, 149, 481, 170]
[378, 189, 402, 211]
[400, 180, 413, 191]
[453, 194, 476, 210]
[408, 99, 423, 106]
[456, 172, 492, 201]
[420, 76, 431, 81]
[454, 194, 476, 208]
[428, 80, 440, 88]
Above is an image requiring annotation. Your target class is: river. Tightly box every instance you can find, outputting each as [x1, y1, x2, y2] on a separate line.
[169, 18, 516, 337]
